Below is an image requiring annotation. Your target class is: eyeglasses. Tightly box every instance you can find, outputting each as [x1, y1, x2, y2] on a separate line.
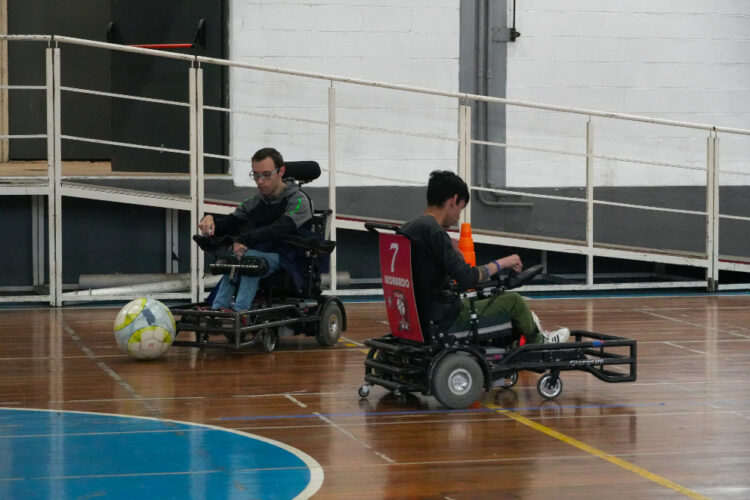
[251, 167, 280, 180]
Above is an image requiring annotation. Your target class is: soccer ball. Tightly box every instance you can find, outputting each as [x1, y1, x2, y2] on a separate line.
[114, 297, 176, 360]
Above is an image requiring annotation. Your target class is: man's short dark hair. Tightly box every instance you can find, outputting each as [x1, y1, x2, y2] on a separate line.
[427, 170, 470, 207]
[252, 147, 284, 169]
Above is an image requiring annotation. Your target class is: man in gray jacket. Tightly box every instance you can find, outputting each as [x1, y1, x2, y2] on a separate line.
[198, 148, 312, 312]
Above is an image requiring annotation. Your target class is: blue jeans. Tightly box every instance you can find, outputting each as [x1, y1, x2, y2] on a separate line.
[211, 249, 281, 312]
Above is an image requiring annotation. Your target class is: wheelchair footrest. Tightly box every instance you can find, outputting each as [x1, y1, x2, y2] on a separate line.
[365, 374, 425, 394]
[365, 359, 425, 376]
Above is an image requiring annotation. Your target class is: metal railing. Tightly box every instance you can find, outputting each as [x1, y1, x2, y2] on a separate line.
[1, 35, 749, 305]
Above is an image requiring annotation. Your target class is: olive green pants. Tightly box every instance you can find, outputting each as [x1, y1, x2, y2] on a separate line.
[451, 291, 542, 343]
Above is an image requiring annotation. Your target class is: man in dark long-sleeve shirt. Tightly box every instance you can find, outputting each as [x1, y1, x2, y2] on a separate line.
[198, 148, 312, 312]
[400, 171, 569, 344]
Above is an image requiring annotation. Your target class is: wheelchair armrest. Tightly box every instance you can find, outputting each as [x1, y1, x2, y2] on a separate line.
[209, 256, 270, 277]
[193, 234, 233, 252]
[283, 234, 336, 254]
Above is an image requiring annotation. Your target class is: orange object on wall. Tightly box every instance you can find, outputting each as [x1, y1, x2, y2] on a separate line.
[458, 223, 476, 266]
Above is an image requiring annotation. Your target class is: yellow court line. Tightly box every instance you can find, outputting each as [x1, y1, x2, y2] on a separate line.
[485, 403, 708, 500]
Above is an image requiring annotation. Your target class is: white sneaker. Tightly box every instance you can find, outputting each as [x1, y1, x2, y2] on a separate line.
[531, 311, 543, 333]
[532, 311, 570, 343]
[542, 327, 570, 344]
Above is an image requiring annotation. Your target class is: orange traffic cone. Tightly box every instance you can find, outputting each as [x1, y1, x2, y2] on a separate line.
[458, 223, 476, 266]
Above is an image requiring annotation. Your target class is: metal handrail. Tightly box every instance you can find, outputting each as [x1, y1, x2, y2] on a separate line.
[3, 34, 749, 136]
[1, 33, 749, 304]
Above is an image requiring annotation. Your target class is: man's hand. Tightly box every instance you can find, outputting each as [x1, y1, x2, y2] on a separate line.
[497, 254, 522, 273]
[198, 215, 215, 236]
[233, 242, 248, 258]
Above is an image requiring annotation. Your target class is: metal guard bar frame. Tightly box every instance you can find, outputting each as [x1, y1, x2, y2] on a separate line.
[1, 34, 749, 304]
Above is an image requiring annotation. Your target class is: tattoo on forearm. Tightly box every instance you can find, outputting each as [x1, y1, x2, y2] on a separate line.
[478, 265, 490, 282]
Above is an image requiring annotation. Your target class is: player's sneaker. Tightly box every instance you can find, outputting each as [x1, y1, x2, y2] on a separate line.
[531, 311, 570, 343]
[541, 327, 570, 344]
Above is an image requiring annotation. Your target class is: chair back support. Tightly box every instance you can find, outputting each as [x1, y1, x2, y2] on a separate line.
[377, 232, 425, 343]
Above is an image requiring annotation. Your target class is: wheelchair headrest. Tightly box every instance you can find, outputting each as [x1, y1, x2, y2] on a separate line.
[283, 161, 321, 184]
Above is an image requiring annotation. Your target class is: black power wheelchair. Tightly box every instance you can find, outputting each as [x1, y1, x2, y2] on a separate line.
[358, 223, 637, 409]
[169, 161, 346, 353]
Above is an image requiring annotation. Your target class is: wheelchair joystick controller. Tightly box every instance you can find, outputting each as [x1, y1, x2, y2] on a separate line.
[501, 264, 544, 290]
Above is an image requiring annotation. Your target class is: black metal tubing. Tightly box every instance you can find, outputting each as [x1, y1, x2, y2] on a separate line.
[364, 222, 400, 234]
[361, 329, 637, 399]
[170, 301, 321, 350]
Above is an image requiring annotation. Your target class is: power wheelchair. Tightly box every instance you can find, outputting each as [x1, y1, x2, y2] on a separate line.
[169, 161, 346, 353]
[358, 223, 637, 409]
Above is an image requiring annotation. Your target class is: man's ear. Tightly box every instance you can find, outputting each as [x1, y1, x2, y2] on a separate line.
[278, 165, 286, 177]
[449, 194, 459, 207]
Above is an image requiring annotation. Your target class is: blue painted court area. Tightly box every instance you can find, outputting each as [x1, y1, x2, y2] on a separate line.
[0, 408, 322, 499]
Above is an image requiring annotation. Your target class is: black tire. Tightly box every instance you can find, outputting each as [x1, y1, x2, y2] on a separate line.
[431, 353, 484, 409]
[537, 373, 563, 399]
[358, 385, 370, 398]
[262, 329, 279, 353]
[316, 301, 343, 346]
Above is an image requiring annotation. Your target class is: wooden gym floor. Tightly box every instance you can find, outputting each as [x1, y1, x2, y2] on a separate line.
[1, 294, 749, 499]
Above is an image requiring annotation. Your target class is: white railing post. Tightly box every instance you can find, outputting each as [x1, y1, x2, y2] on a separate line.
[458, 103, 471, 226]
[705, 133, 720, 291]
[327, 83, 337, 291]
[585, 118, 594, 286]
[196, 67, 205, 300]
[166, 209, 179, 273]
[188, 67, 203, 303]
[46, 47, 62, 306]
[32, 195, 44, 287]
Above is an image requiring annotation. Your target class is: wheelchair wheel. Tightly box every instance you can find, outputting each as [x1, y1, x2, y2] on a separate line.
[262, 329, 279, 353]
[492, 370, 518, 389]
[431, 353, 484, 409]
[537, 373, 563, 400]
[316, 301, 343, 346]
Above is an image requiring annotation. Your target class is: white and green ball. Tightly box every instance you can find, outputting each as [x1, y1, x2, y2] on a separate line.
[113, 297, 176, 360]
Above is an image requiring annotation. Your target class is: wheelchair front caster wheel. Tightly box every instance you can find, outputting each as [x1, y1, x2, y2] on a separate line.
[393, 390, 407, 405]
[492, 370, 518, 389]
[262, 330, 279, 353]
[537, 373, 563, 400]
[358, 384, 371, 398]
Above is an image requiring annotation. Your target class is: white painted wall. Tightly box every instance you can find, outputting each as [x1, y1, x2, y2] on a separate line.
[228, 0, 460, 187]
[227, 1, 749, 189]
[505, 0, 750, 187]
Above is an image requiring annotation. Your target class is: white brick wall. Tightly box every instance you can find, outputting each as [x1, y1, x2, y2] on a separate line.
[227, 1, 749, 189]
[506, 0, 750, 187]
[228, 0, 461, 187]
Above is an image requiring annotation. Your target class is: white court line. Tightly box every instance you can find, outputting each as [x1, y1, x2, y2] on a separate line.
[662, 341, 708, 355]
[63, 324, 161, 418]
[316, 446, 750, 470]
[233, 390, 351, 399]
[638, 309, 742, 335]
[637, 308, 750, 339]
[56, 396, 204, 404]
[313, 411, 395, 464]
[339, 335, 365, 347]
[285, 395, 307, 408]
[233, 407, 750, 433]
